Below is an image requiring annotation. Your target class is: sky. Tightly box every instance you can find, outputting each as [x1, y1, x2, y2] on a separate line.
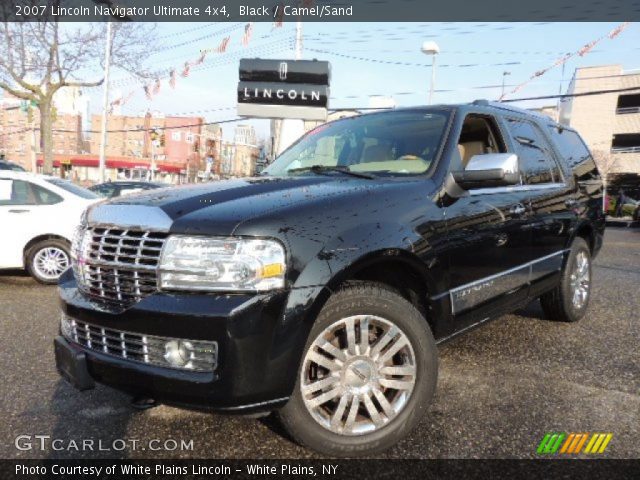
[93, 22, 640, 141]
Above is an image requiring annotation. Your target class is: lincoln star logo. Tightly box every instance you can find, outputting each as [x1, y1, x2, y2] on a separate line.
[279, 62, 288, 81]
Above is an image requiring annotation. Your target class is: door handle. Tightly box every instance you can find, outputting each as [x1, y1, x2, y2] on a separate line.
[8, 209, 30, 213]
[510, 203, 527, 216]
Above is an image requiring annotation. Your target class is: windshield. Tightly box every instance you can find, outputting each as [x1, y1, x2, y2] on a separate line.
[46, 178, 99, 199]
[264, 109, 451, 177]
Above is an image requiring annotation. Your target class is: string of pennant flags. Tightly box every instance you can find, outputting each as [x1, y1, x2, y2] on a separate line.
[500, 22, 630, 100]
[109, 21, 271, 112]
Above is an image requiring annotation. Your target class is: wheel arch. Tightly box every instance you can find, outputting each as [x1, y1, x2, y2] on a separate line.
[22, 234, 71, 265]
[322, 248, 446, 335]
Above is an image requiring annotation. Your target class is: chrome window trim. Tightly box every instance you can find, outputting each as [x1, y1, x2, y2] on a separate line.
[469, 182, 566, 196]
[432, 250, 568, 314]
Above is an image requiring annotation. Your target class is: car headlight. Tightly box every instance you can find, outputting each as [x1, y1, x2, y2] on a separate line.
[158, 236, 286, 292]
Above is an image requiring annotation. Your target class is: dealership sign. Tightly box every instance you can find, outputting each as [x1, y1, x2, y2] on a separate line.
[237, 59, 330, 121]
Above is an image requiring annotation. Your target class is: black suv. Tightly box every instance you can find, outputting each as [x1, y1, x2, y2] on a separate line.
[55, 102, 604, 456]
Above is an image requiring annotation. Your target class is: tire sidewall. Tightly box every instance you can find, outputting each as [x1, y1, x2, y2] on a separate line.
[26, 239, 71, 284]
[280, 285, 438, 457]
[560, 238, 592, 322]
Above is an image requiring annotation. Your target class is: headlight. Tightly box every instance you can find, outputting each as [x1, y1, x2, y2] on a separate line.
[158, 236, 286, 292]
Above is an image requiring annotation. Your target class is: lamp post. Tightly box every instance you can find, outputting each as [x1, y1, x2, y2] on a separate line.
[98, 22, 112, 183]
[421, 41, 440, 105]
[501, 71, 511, 99]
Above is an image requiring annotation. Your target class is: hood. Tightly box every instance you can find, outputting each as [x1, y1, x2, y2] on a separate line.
[88, 176, 396, 235]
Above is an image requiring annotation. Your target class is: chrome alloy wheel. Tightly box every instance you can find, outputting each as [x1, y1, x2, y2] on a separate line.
[33, 247, 69, 280]
[300, 315, 416, 436]
[570, 251, 590, 309]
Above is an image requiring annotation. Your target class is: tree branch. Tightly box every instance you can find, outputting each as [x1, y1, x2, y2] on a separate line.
[0, 81, 35, 101]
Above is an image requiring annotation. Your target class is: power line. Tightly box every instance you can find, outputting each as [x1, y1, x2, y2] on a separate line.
[502, 86, 640, 102]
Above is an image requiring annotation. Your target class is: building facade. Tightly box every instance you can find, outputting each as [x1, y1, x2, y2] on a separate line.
[0, 92, 83, 171]
[559, 64, 640, 182]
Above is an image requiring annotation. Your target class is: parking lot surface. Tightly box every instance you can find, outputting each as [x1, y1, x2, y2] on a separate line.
[1, 228, 638, 459]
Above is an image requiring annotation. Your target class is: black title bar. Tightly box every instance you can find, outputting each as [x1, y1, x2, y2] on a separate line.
[5, 0, 640, 22]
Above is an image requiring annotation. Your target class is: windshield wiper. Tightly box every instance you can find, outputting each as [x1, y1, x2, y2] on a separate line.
[288, 165, 375, 179]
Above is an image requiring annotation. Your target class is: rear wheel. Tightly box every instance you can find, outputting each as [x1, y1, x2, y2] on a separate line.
[25, 239, 70, 284]
[540, 237, 591, 322]
[278, 283, 438, 457]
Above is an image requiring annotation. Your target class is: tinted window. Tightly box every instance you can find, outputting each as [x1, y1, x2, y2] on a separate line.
[46, 178, 98, 199]
[547, 127, 600, 181]
[31, 183, 63, 205]
[505, 119, 561, 185]
[91, 184, 117, 198]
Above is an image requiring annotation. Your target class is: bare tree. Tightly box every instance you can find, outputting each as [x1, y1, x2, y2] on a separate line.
[0, 9, 154, 173]
[593, 149, 619, 213]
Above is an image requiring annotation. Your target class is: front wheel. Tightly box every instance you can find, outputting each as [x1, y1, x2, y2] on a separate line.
[25, 239, 71, 284]
[540, 237, 592, 322]
[278, 283, 438, 457]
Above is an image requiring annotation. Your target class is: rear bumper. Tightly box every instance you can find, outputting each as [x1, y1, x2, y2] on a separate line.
[56, 269, 323, 413]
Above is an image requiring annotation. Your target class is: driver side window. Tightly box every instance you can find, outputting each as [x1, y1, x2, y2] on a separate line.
[457, 115, 507, 169]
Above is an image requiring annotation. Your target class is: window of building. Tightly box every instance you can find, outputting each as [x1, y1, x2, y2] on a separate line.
[616, 94, 640, 114]
[611, 133, 640, 153]
[186, 133, 194, 143]
[171, 132, 181, 141]
[505, 118, 561, 185]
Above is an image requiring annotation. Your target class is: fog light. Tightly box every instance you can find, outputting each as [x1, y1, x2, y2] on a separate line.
[164, 340, 193, 368]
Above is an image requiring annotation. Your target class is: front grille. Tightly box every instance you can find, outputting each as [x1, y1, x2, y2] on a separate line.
[75, 227, 168, 307]
[61, 315, 218, 372]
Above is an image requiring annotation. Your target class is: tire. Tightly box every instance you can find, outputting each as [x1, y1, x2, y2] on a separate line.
[25, 238, 71, 284]
[277, 282, 438, 457]
[540, 237, 592, 323]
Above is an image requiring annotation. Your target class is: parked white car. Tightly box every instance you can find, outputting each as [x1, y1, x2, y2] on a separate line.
[0, 171, 100, 283]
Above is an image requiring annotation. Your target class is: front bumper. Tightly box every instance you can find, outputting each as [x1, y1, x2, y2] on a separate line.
[56, 269, 319, 413]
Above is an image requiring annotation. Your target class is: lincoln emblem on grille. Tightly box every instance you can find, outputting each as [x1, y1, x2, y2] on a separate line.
[279, 62, 288, 81]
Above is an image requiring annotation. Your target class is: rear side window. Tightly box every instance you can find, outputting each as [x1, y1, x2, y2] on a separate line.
[505, 118, 561, 185]
[31, 183, 63, 205]
[547, 126, 600, 181]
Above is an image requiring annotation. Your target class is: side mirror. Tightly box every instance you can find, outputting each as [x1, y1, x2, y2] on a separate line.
[452, 153, 520, 190]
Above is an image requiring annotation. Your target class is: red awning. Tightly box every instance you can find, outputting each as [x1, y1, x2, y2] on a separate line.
[37, 156, 184, 173]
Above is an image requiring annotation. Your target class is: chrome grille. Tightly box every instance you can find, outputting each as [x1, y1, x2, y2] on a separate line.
[75, 227, 168, 307]
[61, 315, 217, 372]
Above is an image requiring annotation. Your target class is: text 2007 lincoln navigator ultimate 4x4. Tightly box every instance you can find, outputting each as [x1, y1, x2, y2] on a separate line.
[55, 101, 604, 456]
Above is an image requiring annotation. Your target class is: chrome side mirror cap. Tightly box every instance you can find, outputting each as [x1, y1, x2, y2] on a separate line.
[452, 153, 520, 190]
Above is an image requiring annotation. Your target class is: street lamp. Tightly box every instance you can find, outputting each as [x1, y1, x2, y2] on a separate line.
[501, 71, 511, 100]
[421, 41, 440, 105]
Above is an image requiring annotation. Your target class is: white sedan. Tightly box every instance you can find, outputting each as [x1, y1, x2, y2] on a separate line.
[0, 171, 100, 283]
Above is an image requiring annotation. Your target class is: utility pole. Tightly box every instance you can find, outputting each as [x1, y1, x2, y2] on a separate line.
[30, 115, 37, 173]
[295, 21, 303, 60]
[98, 22, 113, 182]
[275, 21, 305, 156]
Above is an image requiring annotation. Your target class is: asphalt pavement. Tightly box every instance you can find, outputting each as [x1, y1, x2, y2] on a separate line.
[0, 228, 638, 459]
